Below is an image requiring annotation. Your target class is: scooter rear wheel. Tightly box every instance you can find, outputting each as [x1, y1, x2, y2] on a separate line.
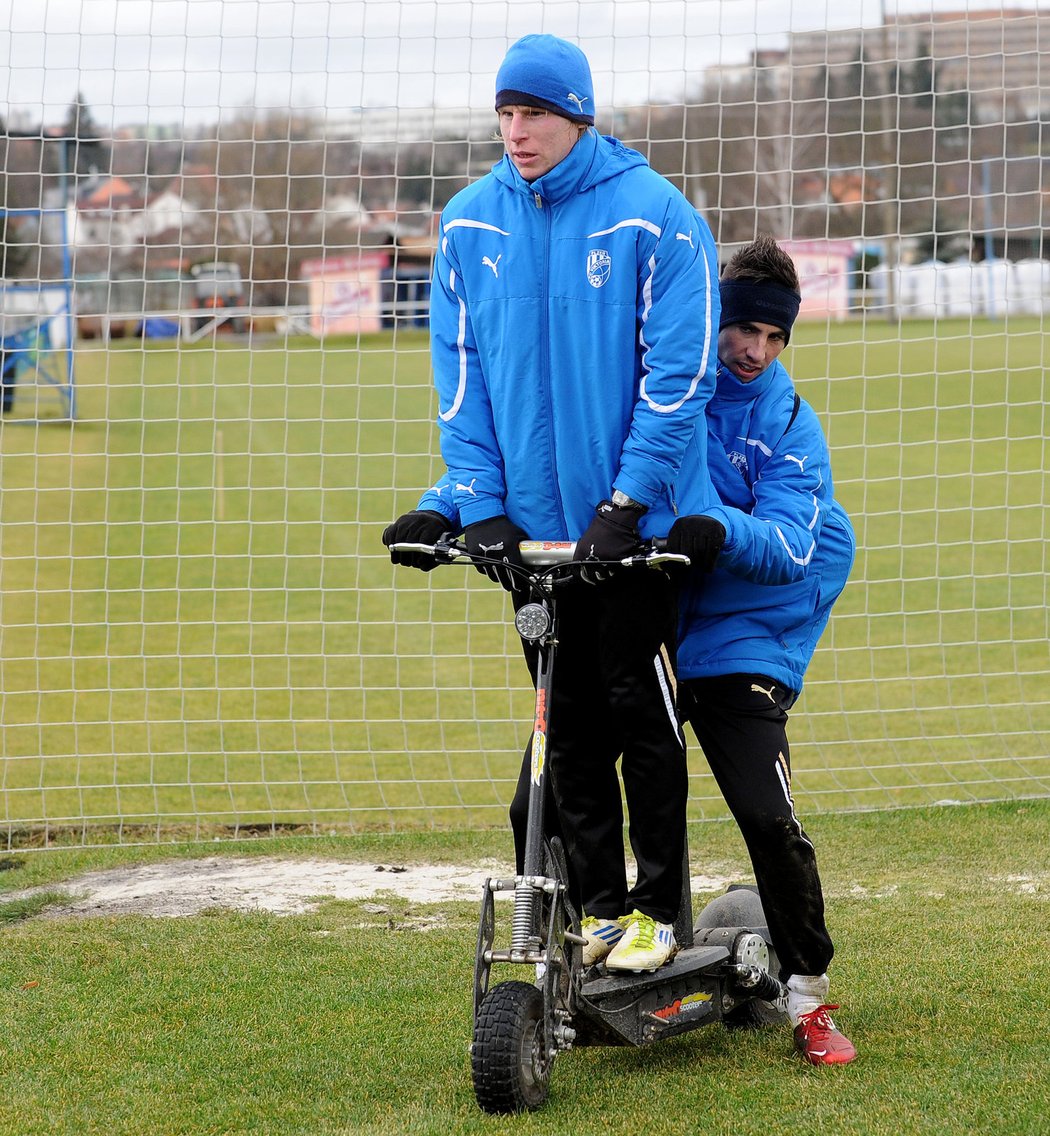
[695, 886, 788, 1030]
[471, 980, 552, 1113]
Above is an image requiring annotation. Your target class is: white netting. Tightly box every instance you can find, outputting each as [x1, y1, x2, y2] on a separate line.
[1, 1, 1048, 847]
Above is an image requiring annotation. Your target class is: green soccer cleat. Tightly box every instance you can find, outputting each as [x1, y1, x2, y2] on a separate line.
[604, 909, 677, 972]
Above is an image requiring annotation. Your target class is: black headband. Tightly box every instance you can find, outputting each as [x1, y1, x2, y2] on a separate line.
[719, 278, 801, 343]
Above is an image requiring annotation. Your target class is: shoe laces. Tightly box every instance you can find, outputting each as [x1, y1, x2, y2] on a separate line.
[797, 1003, 840, 1037]
[621, 910, 657, 948]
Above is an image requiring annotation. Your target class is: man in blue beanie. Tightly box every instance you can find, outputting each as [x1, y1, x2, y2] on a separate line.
[387, 33, 721, 973]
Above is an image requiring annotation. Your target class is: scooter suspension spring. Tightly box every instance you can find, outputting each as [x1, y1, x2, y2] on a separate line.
[510, 880, 537, 952]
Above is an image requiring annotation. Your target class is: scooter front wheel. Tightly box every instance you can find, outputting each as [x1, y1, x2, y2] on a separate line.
[471, 980, 552, 1113]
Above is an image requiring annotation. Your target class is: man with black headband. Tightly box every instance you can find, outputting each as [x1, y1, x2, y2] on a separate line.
[666, 235, 858, 1065]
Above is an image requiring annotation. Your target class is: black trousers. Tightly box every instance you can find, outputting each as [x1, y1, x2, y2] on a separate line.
[681, 673, 834, 979]
[509, 569, 687, 925]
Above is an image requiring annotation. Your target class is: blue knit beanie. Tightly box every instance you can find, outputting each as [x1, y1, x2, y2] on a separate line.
[495, 34, 595, 125]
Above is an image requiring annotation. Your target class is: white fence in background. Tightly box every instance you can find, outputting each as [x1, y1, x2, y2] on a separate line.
[869, 258, 1050, 319]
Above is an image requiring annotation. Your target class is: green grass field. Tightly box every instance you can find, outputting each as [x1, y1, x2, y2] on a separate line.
[1, 329, 1048, 1133]
[1, 321, 1049, 843]
[0, 800, 1047, 1135]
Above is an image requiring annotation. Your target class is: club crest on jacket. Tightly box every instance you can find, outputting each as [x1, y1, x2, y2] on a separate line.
[586, 248, 611, 288]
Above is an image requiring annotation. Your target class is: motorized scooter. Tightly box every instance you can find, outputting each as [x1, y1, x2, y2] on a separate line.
[388, 535, 786, 1113]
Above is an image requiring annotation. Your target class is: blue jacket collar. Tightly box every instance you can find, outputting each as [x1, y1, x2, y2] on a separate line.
[493, 128, 597, 203]
[494, 130, 644, 204]
[714, 357, 783, 402]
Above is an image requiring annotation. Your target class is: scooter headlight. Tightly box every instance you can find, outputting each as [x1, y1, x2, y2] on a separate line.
[514, 603, 551, 642]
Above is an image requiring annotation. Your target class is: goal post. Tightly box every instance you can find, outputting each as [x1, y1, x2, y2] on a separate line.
[0, 208, 76, 421]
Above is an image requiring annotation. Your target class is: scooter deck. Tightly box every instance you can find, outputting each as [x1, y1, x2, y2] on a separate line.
[581, 943, 730, 998]
[573, 944, 733, 1046]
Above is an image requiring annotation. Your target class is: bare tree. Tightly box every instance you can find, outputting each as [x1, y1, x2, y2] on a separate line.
[185, 110, 365, 304]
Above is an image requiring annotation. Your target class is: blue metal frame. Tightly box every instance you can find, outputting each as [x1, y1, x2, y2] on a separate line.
[0, 206, 76, 420]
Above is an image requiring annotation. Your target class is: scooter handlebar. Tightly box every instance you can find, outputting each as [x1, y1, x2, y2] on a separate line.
[387, 537, 690, 570]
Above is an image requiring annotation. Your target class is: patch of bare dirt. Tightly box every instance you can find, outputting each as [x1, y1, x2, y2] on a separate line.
[5, 857, 739, 919]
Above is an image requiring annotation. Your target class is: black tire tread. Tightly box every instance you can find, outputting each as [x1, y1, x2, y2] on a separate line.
[471, 980, 550, 1113]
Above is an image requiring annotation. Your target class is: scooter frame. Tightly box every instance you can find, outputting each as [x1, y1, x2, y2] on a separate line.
[389, 536, 787, 1113]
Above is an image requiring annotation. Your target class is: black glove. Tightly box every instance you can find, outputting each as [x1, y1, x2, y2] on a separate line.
[572, 498, 647, 583]
[382, 510, 450, 572]
[463, 515, 529, 592]
[666, 514, 726, 573]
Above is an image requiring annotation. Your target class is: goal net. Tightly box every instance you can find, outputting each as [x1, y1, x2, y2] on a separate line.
[1, 1, 1048, 848]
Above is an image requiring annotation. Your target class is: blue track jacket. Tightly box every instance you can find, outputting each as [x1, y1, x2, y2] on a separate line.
[675, 358, 856, 695]
[417, 355, 853, 697]
[430, 129, 720, 539]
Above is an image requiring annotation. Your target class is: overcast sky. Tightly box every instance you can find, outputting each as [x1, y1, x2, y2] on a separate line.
[1, 0, 1047, 129]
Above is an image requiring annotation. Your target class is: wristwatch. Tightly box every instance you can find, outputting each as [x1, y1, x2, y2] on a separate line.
[611, 490, 642, 509]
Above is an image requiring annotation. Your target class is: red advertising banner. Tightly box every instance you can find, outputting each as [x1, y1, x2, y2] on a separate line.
[300, 252, 389, 336]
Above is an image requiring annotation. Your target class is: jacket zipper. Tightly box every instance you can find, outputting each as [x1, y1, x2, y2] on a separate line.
[535, 191, 568, 536]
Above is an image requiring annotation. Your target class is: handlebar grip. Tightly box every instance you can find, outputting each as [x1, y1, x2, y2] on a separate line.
[386, 540, 467, 561]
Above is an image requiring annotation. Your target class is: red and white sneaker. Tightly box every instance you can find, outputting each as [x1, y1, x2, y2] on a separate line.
[793, 1004, 857, 1066]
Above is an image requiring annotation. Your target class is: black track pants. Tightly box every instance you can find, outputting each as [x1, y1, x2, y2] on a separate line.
[682, 674, 834, 978]
[510, 570, 687, 925]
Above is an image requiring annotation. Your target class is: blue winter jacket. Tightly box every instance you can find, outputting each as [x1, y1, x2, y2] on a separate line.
[674, 358, 856, 695]
[430, 128, 721, 539]
[416, 355, 853, 696]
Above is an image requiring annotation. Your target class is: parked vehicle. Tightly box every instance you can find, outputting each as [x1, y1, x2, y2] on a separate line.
[190, 261, 245, 332]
